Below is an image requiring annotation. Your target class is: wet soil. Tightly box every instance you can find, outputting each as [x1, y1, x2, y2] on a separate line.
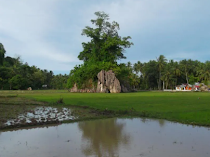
[0, 96, 114, 130]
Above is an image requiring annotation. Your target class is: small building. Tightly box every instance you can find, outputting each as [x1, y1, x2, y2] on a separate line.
[176, 84, 192, 91]
[42, 85, 47, 88]
[192, 85, 200, 91]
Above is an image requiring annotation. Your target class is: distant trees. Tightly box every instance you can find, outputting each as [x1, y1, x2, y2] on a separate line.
[0, 43, 68, 90]
[51, 74, 69, 89]
[130, 55, 210, 90]
[197, 61, 210, 84]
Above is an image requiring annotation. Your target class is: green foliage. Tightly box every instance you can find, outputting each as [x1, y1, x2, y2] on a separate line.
[68, 12, 133, 89]
[0, 43, 6, 66]
[20, 90, 210, 126]
[51, 74, 69, 89]
[67, 62, 120, 88]
[9, 75, 25, 90]
[78, 12, 133, 64]
[133, 57, 210, 90]
[3, 56, 16, 67]
[0, 43, 60, 90]
[188, 74, 199, 85]
[157, 55, 167, 90]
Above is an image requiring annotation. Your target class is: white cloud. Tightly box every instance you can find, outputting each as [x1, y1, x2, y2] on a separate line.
[0, 0, 80, 72]
[0, 1, 57, 39]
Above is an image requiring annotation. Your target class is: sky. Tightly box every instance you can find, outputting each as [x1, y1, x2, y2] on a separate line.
[0, 0, 210, 75]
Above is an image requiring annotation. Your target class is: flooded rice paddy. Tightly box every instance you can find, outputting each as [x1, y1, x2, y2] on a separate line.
[0, 118, 210, 157]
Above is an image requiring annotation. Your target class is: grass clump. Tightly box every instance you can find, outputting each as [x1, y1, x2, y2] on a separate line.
[56, 98, 64, 104]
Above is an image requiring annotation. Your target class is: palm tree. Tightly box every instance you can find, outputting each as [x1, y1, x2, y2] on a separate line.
[127, 61, 132, 69]
[180, 59, 192, 84]
[173, 61, 181, 86]
[161, 63, 174, 89]
[133, 62, 140, 74]
[157, 55, 167, 90]
[198, 61, 210, 84]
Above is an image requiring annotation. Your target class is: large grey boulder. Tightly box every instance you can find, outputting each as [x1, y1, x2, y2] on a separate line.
[97, 70, 121, 93]
[68, 70, 131, 93]
[69, 83, 78, 92]
[200, 84, 209, 92]
[69, 83, 96, 93]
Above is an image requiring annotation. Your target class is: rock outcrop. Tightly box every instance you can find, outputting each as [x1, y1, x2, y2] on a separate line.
[69, 83, 96, 93]
[96, 70, 121, 93]
[69, 70, 131, 93]
[200, 85, 209, 92]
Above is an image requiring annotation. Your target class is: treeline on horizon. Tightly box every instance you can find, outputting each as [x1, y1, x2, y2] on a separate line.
[0, 43, 68, 90]
[126, 57, 210, 90]
[1, 42, 210, 90]
[68, 56, 210, 90]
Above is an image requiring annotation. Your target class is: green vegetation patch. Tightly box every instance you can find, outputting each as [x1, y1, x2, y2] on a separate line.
[1, 90, 210, 128]
[16, 90, 210, 127]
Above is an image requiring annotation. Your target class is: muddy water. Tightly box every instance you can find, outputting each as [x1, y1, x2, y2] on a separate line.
[0, 118, 210, 157]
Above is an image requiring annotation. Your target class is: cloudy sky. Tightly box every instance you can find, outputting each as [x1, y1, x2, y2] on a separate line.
[0, 0, 210, 75]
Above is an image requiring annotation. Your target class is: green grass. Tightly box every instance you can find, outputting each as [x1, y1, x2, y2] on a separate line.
[1, 90, 210, 126]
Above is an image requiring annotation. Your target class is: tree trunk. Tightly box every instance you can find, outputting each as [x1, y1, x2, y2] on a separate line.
[159, 72, 161, 90]
[186, 72, 188, 84]
[163, 81, 164, 90]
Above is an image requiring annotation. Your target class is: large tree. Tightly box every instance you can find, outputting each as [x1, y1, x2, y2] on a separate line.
[157, 55, 167, 90]
[78, 11, 133, 64]
[68, 12, 133, 88]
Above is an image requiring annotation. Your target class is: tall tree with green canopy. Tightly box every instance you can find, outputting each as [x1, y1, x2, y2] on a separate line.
[0, 43, 6, 66]
[78, 11, 133, 64]
[157, 55, 167, 90]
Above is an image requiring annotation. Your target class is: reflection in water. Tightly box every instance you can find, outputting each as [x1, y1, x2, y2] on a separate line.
[0, 118, 210, 157]
[141, 118, 165, 127]
[158, 119, 165, 127]
[141, 118, 147, 123]
[78, 119, 130, 157]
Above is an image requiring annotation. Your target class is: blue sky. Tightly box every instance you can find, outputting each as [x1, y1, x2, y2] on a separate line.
[0, 0, 210, 75]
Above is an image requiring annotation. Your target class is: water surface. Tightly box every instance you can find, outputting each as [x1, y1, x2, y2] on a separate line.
[0, 118, 209, 157]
